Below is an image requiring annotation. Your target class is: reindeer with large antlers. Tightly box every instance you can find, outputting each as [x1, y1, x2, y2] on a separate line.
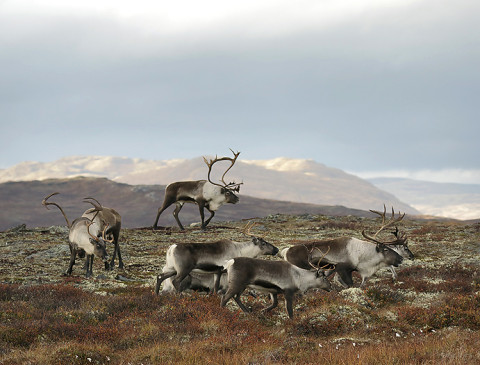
[281, 205, 409, 288]
[42, 192, 110, 277]
[82, 197, 123, 270]
[153, 149, 242, 230]
[362, 205, 414, 281]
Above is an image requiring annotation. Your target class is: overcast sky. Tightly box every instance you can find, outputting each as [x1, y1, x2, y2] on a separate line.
[1, 0, 479, 183]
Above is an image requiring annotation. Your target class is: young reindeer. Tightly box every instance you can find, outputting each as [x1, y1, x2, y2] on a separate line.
[155, 222, 279, 294]
[221, 249, 332, 319]
[281, 206, 407, 288]
[153, 149, 243, 230]
[82, 197, 123, 270]
[42, 192, 110, 277]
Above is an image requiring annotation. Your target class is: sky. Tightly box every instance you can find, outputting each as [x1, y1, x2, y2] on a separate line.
[1, 0, 479, 184]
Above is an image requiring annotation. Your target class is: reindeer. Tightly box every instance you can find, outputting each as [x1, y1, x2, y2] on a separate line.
[220, 252, 332, 319]
[281, 206, 408, 288]
[153, 149, 242, 230]
[42, 192, 110, 277]
[155, 222, 279, 294]
[82, 197, 123, 270]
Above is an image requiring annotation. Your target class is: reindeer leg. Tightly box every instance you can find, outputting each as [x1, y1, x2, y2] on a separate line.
[233, 292, 251, 313]
[114, 228, 124, 269]
[389, 266, 398, 281]
[335, 264, 354, 288]
[85, 255, 94, 278]
[115, 242, 124, 270]
[221, 287, 251, 313]
[172, 202, 185, 230]
[284, 290, 295, 319]
[65, 249, 76, 276]
[197, 200, 207, 229]
[263, 293, 278, 313]
[155, 270, 177, 294]
[213, 270, 222, 294]
[153, 196, 176, 229]
[203, 207, 215, 229]
[172, 266, 194, 292]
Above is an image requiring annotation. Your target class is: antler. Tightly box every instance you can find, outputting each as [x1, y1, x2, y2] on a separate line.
[307, 246, 331, 270]
[86, 220, 99, 241]
[83, 197, 103, 222]
[84, 196, 102, 207]
[101, 223, 114, 243]
[203, 149, 243, 192]
[242, 221, 260, 237]
[362, 204, 406, 245]
[42, 192, 71, 227]
[86, 220, 114, 244]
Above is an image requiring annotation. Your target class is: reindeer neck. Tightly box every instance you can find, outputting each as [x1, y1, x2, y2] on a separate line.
[233, 239, 259, 257]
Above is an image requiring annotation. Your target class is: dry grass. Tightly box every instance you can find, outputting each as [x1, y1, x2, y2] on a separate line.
[0, 214, 479, 364]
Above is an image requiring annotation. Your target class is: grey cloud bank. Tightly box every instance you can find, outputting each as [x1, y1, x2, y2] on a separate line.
[0, 0, 478, 183]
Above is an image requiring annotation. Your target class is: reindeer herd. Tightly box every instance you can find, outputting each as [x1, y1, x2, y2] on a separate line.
[42, 150, 414, 318]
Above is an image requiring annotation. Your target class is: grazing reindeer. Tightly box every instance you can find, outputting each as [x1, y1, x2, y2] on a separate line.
[282, 206, 407, 288]
[153, 149, 242, 230]
[82, 197, 123, 270]
[155, 222, 279, 294]
[221, 252, 332, 319]
[42, 192, 110, 277]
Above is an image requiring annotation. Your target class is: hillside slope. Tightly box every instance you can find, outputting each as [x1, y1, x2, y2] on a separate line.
[0, 177, 384, 231]
[0, 155, 418, 215]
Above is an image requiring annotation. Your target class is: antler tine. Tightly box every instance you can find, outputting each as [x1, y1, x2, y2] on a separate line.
[83, 198, 103, 223]
[42, 192, 71, 227]
[84, 196, 102, 207]
[83, 198, 103, 211]
[42, 192, 60, 209]
[368, 205, 405, 239]
[363, 205, 406, 244]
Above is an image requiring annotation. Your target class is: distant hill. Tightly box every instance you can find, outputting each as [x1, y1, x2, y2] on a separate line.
[0, 155, 419, 216]
[369, 178, 480, 220]
[0, 177, 385, 231]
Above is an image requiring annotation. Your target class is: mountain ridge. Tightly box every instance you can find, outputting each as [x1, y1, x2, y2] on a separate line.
[0, 177, 395, 231]
[0, 155, 418, 216]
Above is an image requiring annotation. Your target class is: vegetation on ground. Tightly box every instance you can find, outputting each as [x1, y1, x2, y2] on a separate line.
[1, 214, 479, 364]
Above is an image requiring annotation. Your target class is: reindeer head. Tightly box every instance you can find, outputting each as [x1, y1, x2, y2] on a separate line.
[86, 220, 111, 262]
[203, 149, 243, 203]
[243, 221, 279, 256]
[362, 205, 407, 266]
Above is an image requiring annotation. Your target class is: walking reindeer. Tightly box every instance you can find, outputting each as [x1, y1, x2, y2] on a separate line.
[153, 149, 242, 230]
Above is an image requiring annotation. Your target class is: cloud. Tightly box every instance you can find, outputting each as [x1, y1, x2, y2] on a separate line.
[0, 0, 478, 174]
[352, 169, 480, 185]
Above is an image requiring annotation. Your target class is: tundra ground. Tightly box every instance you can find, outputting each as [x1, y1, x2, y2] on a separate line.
[1, 214, 479, 364]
